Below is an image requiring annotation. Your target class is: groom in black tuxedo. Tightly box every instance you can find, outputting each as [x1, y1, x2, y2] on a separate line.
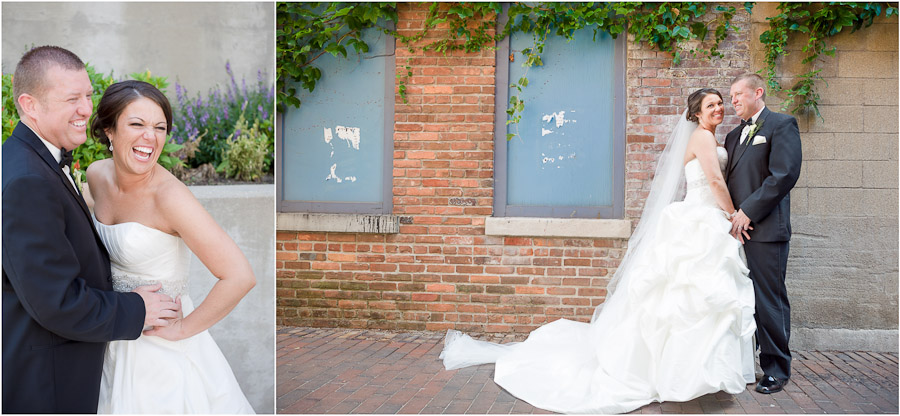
[2, 46, 181, 413]
[724, 73, 802, 394]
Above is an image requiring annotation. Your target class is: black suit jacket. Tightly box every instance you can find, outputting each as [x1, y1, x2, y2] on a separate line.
[2, 122, 145, 413]
[725, 107, 802, 243]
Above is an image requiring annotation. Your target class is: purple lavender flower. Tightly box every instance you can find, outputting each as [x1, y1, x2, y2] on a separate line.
[241, 78, 248, 98]
[224, 107, 229, 120]
[241, 100, 248, 112]
[175, 83, 185, 106]
[227, 61, 239, 99]
[187, 106, 194, 120]
[233, 129, 242, 140]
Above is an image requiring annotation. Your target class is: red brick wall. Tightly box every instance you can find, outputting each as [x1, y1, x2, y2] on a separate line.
[277, 3, 751, 334]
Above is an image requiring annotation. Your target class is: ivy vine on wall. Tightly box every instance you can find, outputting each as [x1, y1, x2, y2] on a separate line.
[758, 2, 897, 119]
[277, 2, 897, 132]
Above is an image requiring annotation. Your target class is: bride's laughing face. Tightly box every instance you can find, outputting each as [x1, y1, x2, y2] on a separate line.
[106, 97, 168, 175]
[697, 94, 725, 128]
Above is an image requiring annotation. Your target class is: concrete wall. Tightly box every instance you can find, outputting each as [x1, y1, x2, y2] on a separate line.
[749, 4, 899, 352]
[189, 184, 274, 414]
[1, 2, 273, 98]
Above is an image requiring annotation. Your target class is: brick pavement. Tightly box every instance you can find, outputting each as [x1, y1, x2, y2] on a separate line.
[277, 326, 899, 414]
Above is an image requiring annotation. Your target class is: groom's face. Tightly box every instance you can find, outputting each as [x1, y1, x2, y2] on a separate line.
[730, 79, 762, 120]
[30, 65, 93, 151]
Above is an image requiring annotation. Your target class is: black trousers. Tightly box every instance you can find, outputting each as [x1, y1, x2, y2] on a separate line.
[744, 240, 792, 379]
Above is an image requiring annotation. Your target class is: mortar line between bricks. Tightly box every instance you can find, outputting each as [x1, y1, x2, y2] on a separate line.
[857, 352, 899, 375]
[842, 352, 900, 391]
[814, 353, 870, 402]
[796, 359, 865, 412]
[819, 351, 892, 402]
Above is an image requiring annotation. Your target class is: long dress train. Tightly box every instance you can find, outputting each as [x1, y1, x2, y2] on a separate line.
[441, 146, 756, 414]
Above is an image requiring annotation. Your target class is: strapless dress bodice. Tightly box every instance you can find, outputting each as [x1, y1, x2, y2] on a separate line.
[93, 218, 191, 298]
[684, 146, 727, 205]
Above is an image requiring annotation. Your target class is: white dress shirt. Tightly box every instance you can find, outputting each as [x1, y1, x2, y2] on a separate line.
[739, 106, 766, 145]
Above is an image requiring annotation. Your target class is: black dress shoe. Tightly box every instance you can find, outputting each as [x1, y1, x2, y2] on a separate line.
[755, 375, 788, 394]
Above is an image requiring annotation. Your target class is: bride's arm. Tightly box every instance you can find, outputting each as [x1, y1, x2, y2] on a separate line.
[84, 161, 102, 211]
[691, 131, 736, 216]
[144, 180, 256, 341]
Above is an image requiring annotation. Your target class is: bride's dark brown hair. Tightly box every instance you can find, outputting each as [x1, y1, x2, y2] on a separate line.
[686, 88, 723, 123]
[89, 80, 173, 149]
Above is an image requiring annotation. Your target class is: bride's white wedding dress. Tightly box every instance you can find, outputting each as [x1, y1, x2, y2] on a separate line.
[441, 146, 756, 414]
[94, 218, 254, 414]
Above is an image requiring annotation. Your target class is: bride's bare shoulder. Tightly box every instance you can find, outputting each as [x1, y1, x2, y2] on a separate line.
[85, 158, 114, 187]
[689, 127, 717, 146]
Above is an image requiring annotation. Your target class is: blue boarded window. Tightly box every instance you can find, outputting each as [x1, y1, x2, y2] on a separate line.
[494, 23, 625, 219]
[278, 28, 394, 214]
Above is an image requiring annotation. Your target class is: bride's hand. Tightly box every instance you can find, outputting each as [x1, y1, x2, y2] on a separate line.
[143, 297, 188, 341]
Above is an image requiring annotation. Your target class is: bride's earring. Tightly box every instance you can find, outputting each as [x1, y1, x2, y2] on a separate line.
[109, 141, 114, 152]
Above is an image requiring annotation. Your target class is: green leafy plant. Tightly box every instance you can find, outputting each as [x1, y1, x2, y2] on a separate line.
[217, 110, 271, 181]
[757, 2, 898, 118]
[276, 2, 398, 111]
[173, 62, 273, 171]
[277, 2, 742, 139]
[2, 73, 17, 141]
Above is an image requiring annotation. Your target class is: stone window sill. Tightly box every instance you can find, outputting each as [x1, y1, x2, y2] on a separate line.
[276, 212, 400, 234]
[485, 217, 632, 239]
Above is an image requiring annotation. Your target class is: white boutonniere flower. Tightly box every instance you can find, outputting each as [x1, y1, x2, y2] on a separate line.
[747, 119, 764, 139]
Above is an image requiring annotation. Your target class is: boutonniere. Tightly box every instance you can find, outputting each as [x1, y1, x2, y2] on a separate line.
[747, 118, 764, 139]
[72, 160, 85, 193]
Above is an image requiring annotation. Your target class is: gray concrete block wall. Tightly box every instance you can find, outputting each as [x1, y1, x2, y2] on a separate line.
[1, 2, 274, 101]
[189, 185, 274, 413]
[752, 4, 898, 352]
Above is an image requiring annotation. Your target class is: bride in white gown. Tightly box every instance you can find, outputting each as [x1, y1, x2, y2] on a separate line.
[441, 89, 756, 414]
[85, 80, 256, 413]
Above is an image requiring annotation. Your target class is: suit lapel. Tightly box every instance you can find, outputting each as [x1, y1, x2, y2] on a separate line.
[724, 127, 741, 182]
[13, 123, 96, 230]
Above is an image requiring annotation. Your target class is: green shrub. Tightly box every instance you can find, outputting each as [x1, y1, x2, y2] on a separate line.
[217, 110, 271, 182]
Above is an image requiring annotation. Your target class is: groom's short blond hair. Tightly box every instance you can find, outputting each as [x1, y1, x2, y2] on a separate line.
[731, 73, 766, 100]
[13, 46, 86, 115]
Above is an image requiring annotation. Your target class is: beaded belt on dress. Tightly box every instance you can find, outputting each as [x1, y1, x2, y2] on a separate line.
[686, 177, 709, 191]
[112, 274, 187, 298]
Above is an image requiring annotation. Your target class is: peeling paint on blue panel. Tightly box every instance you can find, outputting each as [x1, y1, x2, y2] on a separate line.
[506, 28, 616, 208]
[282, 29, 387, 203]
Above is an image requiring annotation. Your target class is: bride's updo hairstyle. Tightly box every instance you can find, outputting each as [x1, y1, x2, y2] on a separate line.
[686, 88, 723, 123]
[89, 80, 173, 149]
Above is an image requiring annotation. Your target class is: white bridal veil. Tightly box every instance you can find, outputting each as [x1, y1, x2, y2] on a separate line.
[593, 110, 697, 320]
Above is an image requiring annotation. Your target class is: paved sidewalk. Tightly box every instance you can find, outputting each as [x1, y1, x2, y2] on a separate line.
[277, 326, 899, 414]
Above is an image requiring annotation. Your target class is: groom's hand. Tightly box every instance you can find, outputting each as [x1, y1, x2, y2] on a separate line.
[730, 209, 753, 244]
[143, 297, 187, 341]
[133, 283, 182, 327]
